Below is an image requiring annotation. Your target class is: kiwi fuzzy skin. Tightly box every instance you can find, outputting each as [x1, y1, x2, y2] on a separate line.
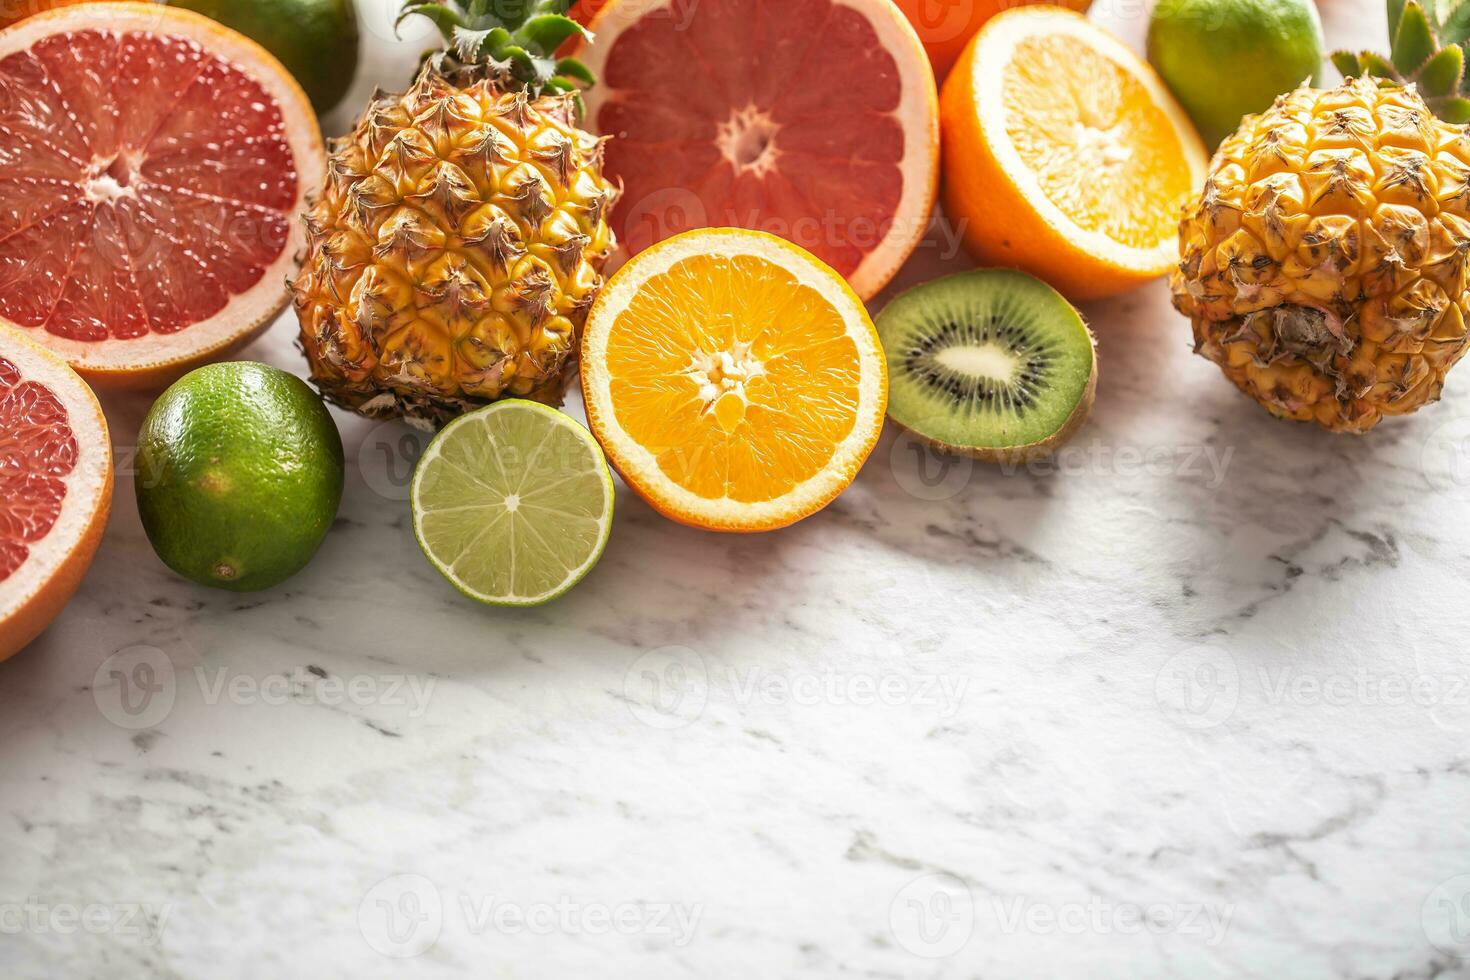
[893, 326, 1098, 465]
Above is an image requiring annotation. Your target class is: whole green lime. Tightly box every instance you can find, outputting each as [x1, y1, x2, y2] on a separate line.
[136, 362, 344, 593]
[169, 0, 359, 114]
[1147, 0, 1324, 147]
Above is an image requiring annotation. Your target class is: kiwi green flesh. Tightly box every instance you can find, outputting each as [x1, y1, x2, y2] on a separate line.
[877, 269, 1095, 453]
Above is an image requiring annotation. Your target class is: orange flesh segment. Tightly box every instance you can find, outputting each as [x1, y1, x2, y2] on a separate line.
[1001, 34, 1192, 248]
[606, 253, 862, 503]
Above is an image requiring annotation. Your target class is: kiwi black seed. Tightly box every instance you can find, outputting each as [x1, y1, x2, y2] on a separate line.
[876, 269, 1096, 461]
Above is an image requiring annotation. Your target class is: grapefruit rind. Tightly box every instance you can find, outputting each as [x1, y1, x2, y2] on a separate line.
[0, 324, 112, 662]
[580, 228, 887, 533]
[0, 2, 325, 387]
[579, 0, 939, 301]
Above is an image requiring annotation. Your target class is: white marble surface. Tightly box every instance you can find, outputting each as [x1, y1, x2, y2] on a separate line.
[6, 0, 1470, 976]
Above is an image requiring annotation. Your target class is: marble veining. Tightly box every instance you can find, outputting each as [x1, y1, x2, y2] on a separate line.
[5, 1, 1470, 976]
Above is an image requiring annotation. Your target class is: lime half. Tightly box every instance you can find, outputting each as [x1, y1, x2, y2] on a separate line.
[411, 401, 614, 606]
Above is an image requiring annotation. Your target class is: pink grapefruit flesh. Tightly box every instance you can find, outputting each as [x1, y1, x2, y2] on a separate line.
[580, 0, 939, 300]
[0, 326, 111, 661]
[0, 351, 76, 582]
[0, 3, 323, 384]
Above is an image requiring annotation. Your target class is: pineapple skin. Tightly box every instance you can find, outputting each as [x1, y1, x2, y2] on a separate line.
[1171, 77, 1470, 432]
[290, 67, 618, 426]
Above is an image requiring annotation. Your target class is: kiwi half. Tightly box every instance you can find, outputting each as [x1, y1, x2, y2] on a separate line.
[877, 269, 1097, 462]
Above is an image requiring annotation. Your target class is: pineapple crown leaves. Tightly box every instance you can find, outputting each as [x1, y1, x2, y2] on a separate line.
[1332, 0, 1470, 122]
[398, 0, 595, 99]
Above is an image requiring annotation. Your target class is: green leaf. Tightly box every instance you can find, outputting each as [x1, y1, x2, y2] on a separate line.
[1363, 51, 1402, 77]
[517, 13, 589, 54]
[1442, 0, 1470, 44]
[398, 2, 467, 39]
[1389, 0, 1408, 37]
[1419, 41, 1465, 91]
[1394, 1, 1438, 75]
[555, 56, 595, 85]
[1331, 50, 1366, 78]
[1433, 94, 1470, 119]
[498, 42, 537, 75]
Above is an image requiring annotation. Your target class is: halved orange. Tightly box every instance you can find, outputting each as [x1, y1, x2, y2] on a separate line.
[581, 228, 886, 532]
[940, 8, 1207, 299]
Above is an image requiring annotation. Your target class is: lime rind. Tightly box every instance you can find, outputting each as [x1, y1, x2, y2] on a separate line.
[410, 400, 614, 607]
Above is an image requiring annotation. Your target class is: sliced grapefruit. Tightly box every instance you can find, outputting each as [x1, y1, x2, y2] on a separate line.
[581, 228, 887, 532]
[0, 325, 111, 661]
[579, 0, 939, 301]
[0, 2, 324, 386]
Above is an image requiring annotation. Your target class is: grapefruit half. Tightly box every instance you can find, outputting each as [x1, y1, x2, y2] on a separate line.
[0, 325, 111, 661]
[0, 2, 325, 387]
[580, 0, 939, 301]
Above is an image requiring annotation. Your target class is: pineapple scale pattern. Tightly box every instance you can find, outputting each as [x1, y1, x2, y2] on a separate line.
[290, 67, 618, 425]
[1172, 77, 1470, 431]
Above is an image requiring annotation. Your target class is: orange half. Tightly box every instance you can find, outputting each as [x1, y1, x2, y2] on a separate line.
[940, 8, 1207, 299]
[581, 229, 887, 532]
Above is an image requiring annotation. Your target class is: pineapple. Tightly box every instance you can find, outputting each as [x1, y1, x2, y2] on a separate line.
[290, 0, 617, 425]
[1171, 2, 1470, 432]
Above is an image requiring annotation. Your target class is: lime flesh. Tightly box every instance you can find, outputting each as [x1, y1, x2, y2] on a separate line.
[411, 401, 614, 607]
